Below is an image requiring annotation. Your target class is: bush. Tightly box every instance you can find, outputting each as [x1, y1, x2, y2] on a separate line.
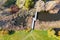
[8, 30, 15, 35]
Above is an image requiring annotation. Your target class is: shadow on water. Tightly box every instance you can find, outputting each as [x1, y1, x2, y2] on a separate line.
[37, 11, 60, 21]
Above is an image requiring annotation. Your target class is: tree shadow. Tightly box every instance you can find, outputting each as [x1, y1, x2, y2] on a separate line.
[37, 11, 60, 21]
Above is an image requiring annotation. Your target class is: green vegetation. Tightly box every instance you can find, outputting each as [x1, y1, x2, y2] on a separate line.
[16, 0, 34, 9]
[3, 0, 16, 7]
[16, 0, 24, 8]
[0, 30, 58, 40]
[42, 0, 46, 2]
[24, 0, 34, 9]
[3, 0, 34, 9]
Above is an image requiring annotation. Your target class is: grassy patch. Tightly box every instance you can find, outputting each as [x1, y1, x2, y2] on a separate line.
[0, 30, 59, 40]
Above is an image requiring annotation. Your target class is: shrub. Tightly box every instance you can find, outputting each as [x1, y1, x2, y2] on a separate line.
[8, 30, 15, 35]
[24, 0, 34, 10]
[16, 0, 34, 9]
